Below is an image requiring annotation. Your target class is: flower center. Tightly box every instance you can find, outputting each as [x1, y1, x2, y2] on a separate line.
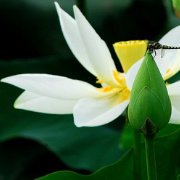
[113, 40, 148, 73]
[113, 71, 130, 103]
[118, 87, 131, 103]
[97, 71, 130, 103]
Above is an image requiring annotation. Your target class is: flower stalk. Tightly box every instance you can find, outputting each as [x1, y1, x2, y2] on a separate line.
[144, 135, 157, 180]
[133, 129, 142, 180]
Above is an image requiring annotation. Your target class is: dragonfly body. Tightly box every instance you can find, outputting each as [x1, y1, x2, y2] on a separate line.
[147, 40, 180, 51]
[147, 40, 180, 57]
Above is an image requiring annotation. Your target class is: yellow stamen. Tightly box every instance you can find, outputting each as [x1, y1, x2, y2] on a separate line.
[113, 40, 148, 73]
[96, 69, 131, 103]
[163, 68, 172, 81]
[118, 88, 131, 103]
[165, 81, 169, 86]
[164, 60, 180, 80]
[98, 86, 113, 93]
[112, 71, 131, 103]
[113, 71, 126, 89]
[96, 77, 104, 84]
[96, 79, 104, 84]
[97, 70, 130, 103]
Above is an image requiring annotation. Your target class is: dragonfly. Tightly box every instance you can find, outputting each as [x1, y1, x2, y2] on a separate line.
[147, 40, 180, 57]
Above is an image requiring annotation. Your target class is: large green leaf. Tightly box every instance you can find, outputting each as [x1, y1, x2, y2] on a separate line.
[37, 150, 133, 180]
[37, 129, 180, 180]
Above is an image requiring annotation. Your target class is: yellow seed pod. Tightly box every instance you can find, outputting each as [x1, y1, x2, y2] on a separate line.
[113, 40, 148, 73]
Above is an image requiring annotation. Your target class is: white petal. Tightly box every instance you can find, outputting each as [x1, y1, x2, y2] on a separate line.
[154, 26, 180, 79]
[154, 49, 180, 77]
[163, 50, 180, 80]
[168, 82, 180, 124]
[155, 50, 173, 76]
[169, 49, 180, 73]
[168, 83, 180, 118]
[125, 58, 143, 90]
[169, 95, 180, 112]
[167, 81, 180, 95]
[159, 26, 180, 46]
[1, 74, 108, 99]
[73, 5, 119, 87]
[15, 91, 77, 114]
[169, 105, 180, 124]
[55, 2, 96, 76]
[73, 95, 129, 127]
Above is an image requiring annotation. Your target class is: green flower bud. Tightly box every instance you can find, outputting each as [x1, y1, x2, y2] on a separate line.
[128, 51, 171, 137]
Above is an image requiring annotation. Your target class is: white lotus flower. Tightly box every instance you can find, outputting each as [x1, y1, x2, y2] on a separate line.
[1, 2, 180, 127]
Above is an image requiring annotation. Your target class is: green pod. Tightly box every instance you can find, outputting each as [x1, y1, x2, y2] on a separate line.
[128, 51, 171, 136]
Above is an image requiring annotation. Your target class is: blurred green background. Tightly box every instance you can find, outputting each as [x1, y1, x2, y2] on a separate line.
[0, 0, 179, 179]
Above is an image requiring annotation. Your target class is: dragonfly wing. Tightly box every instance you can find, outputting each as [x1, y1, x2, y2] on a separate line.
[161, 49, 165, 58]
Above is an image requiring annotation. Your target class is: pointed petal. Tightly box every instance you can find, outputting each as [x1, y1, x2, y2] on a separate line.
[73, 95, 129, 127]
[73, 5, 119, 87]
[159, 25, 180, 46]
[125, 58, 143, 90]
[15, 91, 77, 114]
[55, 2, 96, 76]
[1, 74, 108, 99]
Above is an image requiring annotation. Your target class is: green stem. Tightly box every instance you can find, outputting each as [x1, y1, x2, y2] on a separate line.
[76, 0, 87, 16]
[144, 136, 157, 180]
[133, 130, 142, 180]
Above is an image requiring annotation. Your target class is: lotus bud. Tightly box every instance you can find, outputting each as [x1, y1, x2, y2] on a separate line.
[128, 51, 171, 137]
